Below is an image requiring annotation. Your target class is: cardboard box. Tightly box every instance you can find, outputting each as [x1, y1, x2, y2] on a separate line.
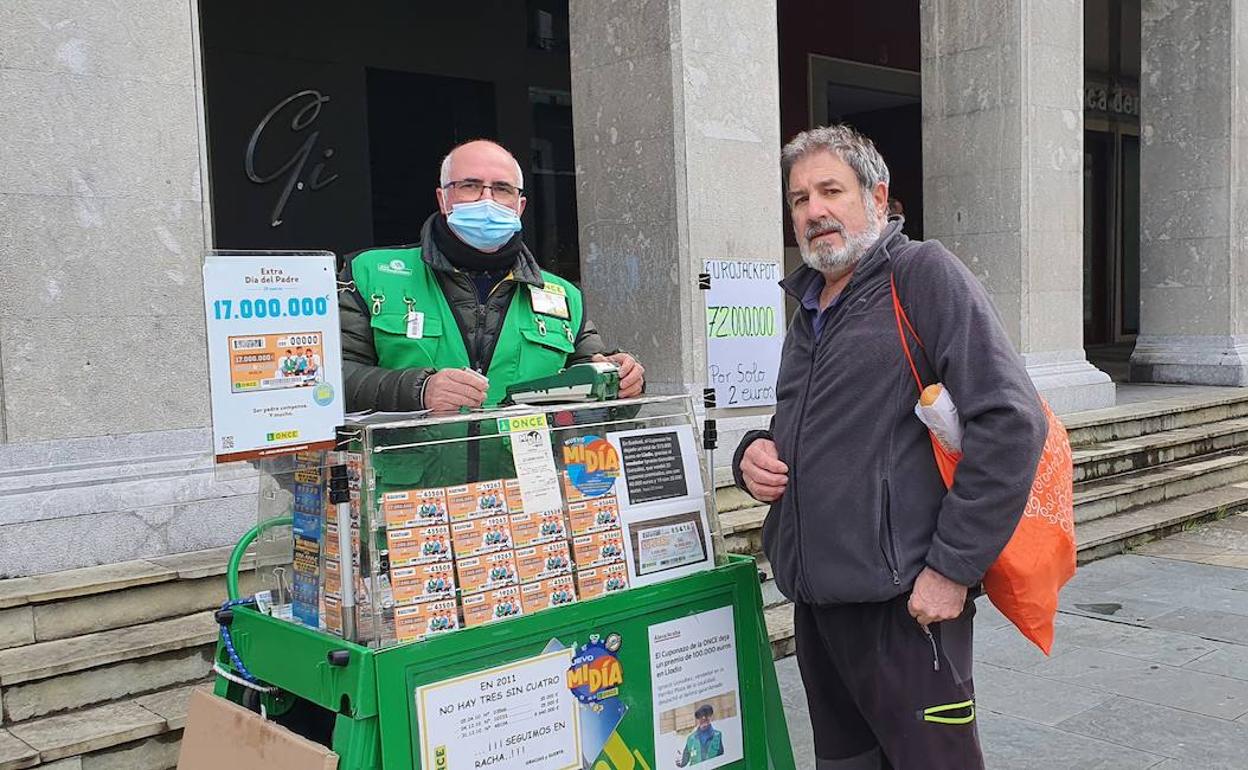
[451, 515, 513, 558]
[394, 598, 460, 643]
[572, 528, 625, 567]
[178, 688, 338, 770]
[447, 480, 509, 522]
[455, 550, 519, 594]
[509, 510, 568, 547]
[514, 541, 573, 583]
[576, 562, 631, 600]
[381, 488, 448, 527]
[390, 561, 457, 605]
[461, 585, 524, 628]
[520, 574, 578, 613]
[567, 496, 620, 535]
[386, 525, 452, 565]
[504, 478, 524, 512]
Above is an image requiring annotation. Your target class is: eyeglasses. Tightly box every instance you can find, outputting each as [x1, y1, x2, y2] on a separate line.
[443, 179, 523, 204]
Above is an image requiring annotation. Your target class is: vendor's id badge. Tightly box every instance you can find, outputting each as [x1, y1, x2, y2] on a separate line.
[528, 285, 569, 319]
[405, 311, 425, 339]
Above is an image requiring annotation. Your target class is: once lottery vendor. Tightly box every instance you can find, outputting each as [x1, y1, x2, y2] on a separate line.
[339, 139, 644, 412]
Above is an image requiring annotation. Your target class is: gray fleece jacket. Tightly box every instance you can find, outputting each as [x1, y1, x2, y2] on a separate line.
[732, 221, 1048, 606]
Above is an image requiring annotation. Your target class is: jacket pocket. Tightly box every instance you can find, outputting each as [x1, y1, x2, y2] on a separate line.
[878, 478, 901, 585]
[368, 311, 445, 369]
[519, 321, 576, 373]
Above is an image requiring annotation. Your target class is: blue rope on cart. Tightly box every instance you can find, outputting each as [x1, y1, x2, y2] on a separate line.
[218, 598, 259, 683]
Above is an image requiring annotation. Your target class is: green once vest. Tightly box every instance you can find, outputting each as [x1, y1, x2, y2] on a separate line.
[351, 246, 585, 489]
[351, 246, 584, 406]
[681, 729, 724, 766]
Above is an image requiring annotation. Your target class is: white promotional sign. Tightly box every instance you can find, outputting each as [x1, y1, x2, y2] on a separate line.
[649, 606, 744, 769]
[703, 260, 784, 408]
[202, 252, 344, 463]
[415, 648, 582, 770]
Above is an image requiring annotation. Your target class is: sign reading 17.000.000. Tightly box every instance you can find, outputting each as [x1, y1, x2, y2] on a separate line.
[202, 252, 344, 463]
[703, 260, 784, 408]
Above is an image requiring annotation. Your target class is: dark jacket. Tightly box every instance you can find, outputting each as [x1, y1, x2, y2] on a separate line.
[732, 221, 1047, 605]
[339, 215, 607, 412]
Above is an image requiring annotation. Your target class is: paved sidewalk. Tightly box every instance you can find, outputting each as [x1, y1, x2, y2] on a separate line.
[778, 513, 1248, 768]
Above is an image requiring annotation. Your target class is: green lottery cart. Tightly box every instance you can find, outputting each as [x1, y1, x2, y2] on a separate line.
[211, 395, 795, 770]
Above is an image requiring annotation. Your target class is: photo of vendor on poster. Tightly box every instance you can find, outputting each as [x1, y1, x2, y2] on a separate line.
[669, 699, 732, 767]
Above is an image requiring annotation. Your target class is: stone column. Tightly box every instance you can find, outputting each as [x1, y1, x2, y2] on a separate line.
[0, 0, 255, 575]
[569, 0, 784, 460]
[1129, 1, 1248, 385]
[920, 0, 1115, 413]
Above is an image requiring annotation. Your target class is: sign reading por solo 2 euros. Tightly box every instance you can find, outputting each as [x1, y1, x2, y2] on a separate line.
[703, 260, 784, 408]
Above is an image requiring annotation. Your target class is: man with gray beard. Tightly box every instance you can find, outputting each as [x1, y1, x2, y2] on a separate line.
[733, 125, 1047, 769]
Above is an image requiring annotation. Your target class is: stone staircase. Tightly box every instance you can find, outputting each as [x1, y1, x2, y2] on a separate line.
[3, 388, 1248, 769]
[0, 550, 254, 770]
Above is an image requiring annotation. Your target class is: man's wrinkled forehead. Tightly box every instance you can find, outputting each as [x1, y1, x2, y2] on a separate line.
[786, 150, 857, 198]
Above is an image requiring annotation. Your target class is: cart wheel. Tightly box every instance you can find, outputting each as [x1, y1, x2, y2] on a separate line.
[263, 689, 297, 718]
[240, 687, 261, 714]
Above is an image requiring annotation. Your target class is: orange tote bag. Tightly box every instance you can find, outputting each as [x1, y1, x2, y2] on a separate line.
[891, 275, 1076, 654]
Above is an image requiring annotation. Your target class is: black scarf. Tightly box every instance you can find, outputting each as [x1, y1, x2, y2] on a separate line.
[431, 213, 523, 273]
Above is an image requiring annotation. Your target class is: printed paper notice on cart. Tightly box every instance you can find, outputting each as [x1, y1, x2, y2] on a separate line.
[649, 606, 745, 770]
[202, 251, 344, 463]
[606, 425, 714, 587]
[415, 648, 582, 770]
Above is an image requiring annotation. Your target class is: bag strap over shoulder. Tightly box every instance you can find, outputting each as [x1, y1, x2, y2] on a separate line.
[890, 273, 927, 396]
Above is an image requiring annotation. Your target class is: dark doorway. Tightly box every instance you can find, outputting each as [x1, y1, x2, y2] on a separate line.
[198, 0, 581, 280]
[366, 70, 497, 248]
[1084, 130, 1113, 345]
[832, 99, 923, 240]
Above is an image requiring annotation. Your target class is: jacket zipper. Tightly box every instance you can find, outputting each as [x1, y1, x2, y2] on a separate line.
[789, 275, 867, 599]
[787, 332, 818, 599]
[472, 304, 488, 372]
[923, 626, 941, 672]
[879, 479, 901, 586]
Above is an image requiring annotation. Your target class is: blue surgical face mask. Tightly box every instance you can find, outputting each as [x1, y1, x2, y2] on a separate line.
[446, 199, 522, 252]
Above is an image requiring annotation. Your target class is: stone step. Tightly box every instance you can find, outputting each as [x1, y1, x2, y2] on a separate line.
[1073, 451, 1248, 524]
[0, 547, 254, 653]
[712, 485, 758, 515]
[1076, 483, 1248, 563]
[1063, 389, 1248, 447]
[716, 458, 1248, 566]
[1072, 416, 1248, 482]
[0, 612, 217, 723]
[764, 602, 795, 660]
[721, 504, 769, 556]
[2, 682, 199, 768]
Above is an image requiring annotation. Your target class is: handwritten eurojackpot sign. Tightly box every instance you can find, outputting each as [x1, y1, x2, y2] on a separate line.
[703, 260, 784, 408]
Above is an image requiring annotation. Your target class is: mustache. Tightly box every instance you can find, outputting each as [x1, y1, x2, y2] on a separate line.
[804, 217, 844, 241]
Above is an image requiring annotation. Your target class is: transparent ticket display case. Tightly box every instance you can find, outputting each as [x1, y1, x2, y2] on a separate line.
[249, 395, 724, 649]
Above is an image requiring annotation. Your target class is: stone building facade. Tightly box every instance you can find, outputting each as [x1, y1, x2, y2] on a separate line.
[0, 0, 1238, 575]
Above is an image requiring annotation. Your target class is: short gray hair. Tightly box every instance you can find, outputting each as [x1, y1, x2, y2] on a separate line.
[781, 124, 890, 196]
[439, 140, 525, 190]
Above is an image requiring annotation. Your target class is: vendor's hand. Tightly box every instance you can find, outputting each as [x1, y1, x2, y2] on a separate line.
[422, 368, 489, 412]
[740, 438, 787, 502]
[593, 353, 645, 398]
[908, 566, 968, 627]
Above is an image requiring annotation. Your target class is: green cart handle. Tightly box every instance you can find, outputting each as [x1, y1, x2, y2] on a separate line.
[227, 516, 293, 600]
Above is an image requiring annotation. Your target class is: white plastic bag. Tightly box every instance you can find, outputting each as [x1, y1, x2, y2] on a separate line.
[915, 384, 962, 454]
